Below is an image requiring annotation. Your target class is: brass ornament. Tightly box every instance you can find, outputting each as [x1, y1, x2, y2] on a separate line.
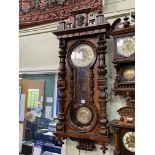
[76, 107, 92, 124]
[123, 68, 135, 81]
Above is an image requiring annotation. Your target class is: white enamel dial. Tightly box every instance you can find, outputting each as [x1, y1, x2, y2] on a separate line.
[117, 36, 135, 57]
[122, 131, 135, 152]
[71, 44, 94, 67]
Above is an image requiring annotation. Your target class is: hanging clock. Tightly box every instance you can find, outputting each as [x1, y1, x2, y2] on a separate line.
[53, 8, 110, 153]
[111, 16, 135, 98]
[109, 15, 135, 155]
[109, 119, 135, 155]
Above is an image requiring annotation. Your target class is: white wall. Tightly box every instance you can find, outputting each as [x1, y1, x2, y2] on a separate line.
[19, 31, 59, 71]
[103, 0, 134, 15]
[19, 0, 134, 154]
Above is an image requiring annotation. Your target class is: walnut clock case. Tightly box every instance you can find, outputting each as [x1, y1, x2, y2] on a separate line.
[109, 16, 135, 155]
[111, 16, 135, 99]
[52, 8, 110, 153]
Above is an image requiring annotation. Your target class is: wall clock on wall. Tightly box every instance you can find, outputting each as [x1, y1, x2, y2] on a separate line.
[109, 117, 135, 155]
[111, 16, 135, 102]
[52, 8, 111, 153]
[109, 15, 135, 155]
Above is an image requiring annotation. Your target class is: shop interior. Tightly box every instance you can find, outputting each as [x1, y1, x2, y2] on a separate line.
[19, 1, 135, 155]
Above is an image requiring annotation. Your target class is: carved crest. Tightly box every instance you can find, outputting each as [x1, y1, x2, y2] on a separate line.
[76, 15, 85, 26]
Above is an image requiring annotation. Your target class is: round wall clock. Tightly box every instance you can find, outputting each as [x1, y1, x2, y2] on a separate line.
[117, 36, 135, 57]
[71, 44, 95, 67]
[122, 131, 135, 152]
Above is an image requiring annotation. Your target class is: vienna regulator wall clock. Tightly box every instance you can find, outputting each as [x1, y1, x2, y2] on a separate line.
[109, 15, 135, 155]
[53, 8, 110, 153]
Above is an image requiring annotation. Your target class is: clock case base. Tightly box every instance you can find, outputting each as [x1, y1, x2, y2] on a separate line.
[109, 120, 135, 155]
[55, 132, 109, 151]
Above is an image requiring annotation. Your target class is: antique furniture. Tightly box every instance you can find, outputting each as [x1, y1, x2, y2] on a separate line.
[109, 15, 135, 155]
[109, 115, 135, 155]
[111, 16, 135, 102]
[53, 8, 110, 153]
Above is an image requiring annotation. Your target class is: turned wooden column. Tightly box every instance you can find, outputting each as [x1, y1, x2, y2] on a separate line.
[113, 64, 120, 95]
[113, 127, 120, 155]
[57, 39, 67, 133]
[97, 33, 109, 153]
[70, 65, 74, 105]
[90, 67, 94, 104]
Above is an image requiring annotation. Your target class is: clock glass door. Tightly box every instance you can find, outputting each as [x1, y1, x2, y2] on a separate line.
[69, 43, 96, 130]
[70, 67, 92, 127]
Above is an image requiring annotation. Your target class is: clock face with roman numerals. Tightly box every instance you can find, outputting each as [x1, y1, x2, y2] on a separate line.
[122, 131, 135, 152]
[71, 44, 95, 67]
[117, 36, 135, 57]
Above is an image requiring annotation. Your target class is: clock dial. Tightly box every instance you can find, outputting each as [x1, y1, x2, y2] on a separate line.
[71, 44, 94, 67]
[76, 107, 92, 124]
[117, 36, 135, 57]
[123, 68, 135, 81]
[122, 132, 135, 152]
